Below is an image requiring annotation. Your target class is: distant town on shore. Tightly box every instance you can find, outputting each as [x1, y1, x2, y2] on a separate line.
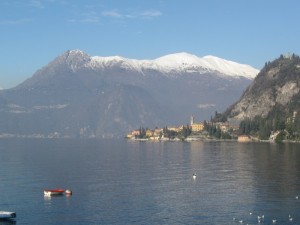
[126, 115, 254, 142]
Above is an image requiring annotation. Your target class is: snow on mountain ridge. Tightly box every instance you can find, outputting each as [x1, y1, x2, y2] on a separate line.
[80, 51, 258, 79]
[154, 53, 258, 78]
[154, 52, 204, 67]
[201, 55, 258, 79]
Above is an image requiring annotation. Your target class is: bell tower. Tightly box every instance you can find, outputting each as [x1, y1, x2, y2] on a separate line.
[190, 115, 194, 125]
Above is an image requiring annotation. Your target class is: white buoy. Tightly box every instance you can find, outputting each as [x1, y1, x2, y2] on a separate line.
[193, 173, 196, 180]
[65, 189, 72, 195]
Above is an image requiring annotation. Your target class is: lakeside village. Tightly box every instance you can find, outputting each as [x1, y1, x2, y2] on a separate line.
[126, 115, 251, 142]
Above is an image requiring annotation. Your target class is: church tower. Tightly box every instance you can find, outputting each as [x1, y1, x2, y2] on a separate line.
[190, 115, 194, 125]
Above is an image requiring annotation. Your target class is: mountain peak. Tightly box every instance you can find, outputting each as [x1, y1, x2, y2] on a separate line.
[154, 52, 201, 66]
[156, 52, 199, 59]
[69, 49, 87, 55]
[65, 49, 90, 61]
[50, 49, 91, 71]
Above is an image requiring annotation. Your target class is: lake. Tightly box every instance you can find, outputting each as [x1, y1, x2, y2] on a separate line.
[0, 139, 300, 225]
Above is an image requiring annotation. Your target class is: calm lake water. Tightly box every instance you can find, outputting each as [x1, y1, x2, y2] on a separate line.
[0, 139, 300, 225]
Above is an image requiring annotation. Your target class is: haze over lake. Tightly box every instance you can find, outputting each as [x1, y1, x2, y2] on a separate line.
[1, 139, 300, 224]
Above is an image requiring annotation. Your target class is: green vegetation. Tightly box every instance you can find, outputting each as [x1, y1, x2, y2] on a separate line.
[204, 121, 232, 139]
[275, 131, 285, 143]
[162, 126, 192, 140]
[238, 108, 300, 141]
[236, 53, 300, 141]
[137, 127, 147, 139]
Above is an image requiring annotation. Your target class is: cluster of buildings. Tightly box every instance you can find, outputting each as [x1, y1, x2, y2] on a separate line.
[126, 116, 238, 141]
[127, 110, 300, 142]
[127, 128, 164, 141]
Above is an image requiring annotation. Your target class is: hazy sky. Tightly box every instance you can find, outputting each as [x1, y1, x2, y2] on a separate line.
[1, 0, 300, 88]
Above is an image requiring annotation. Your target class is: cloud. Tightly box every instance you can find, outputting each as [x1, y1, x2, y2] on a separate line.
[139, 10, 162, 19]
[101, 10, 123, 19]
[28, 0, 68, 9]
[67, 5, 162, 24]
[69, 8, 162, 24]
[101, 9, 162, 20]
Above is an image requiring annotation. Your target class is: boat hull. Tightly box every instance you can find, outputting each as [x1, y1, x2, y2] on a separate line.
[44, 189, 65, 196]
[0, 211, 16, 219]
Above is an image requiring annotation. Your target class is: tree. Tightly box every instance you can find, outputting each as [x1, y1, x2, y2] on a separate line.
[275, 131, 285, 143]
[139, 127, 146, 138]
[180, 125, 192, 138]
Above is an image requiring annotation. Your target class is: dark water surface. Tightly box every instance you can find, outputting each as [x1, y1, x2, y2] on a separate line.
[0, 139, 300, 224]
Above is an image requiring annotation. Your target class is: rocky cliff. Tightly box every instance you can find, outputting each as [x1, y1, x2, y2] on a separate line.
[225, 53, 300, 124]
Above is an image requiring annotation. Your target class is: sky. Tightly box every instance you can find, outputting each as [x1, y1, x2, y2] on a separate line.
[1, 0, 300, 89]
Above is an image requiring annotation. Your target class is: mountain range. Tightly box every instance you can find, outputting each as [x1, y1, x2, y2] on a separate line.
[0, 50, 259, 138]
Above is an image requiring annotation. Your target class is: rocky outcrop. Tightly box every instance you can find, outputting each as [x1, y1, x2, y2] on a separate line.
[226, 54, 300, 122]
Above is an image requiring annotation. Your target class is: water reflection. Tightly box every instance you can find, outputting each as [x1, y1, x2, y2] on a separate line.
[1, 139, 300, 224]
[0, 219, 16, 225]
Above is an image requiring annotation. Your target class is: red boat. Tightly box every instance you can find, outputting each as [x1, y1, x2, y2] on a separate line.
[44, 189, 65, 196]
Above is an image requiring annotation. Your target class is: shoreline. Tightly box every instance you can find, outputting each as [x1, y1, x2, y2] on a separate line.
[127, 137, 300, 143]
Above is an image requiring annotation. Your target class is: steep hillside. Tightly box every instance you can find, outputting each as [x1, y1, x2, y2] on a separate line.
[226, 54, 300, 120]
[224, 53, 300, 139]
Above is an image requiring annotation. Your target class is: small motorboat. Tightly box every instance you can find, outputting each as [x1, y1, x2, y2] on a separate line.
[0, 211, 16, 219]
[44, 189, 65, 196]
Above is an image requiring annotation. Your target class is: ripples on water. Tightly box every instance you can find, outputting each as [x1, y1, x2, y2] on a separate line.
[0, 139, 300, 224]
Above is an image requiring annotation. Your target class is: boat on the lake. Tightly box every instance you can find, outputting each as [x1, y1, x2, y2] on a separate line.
[0, 211, 16, 219]
[44, 189, 65, 196]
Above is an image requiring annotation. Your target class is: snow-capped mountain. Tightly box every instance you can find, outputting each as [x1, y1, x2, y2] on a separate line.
[0, 50, 258, 138]
[71, 50, 259, 79]
[153, 53, 258, 78]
